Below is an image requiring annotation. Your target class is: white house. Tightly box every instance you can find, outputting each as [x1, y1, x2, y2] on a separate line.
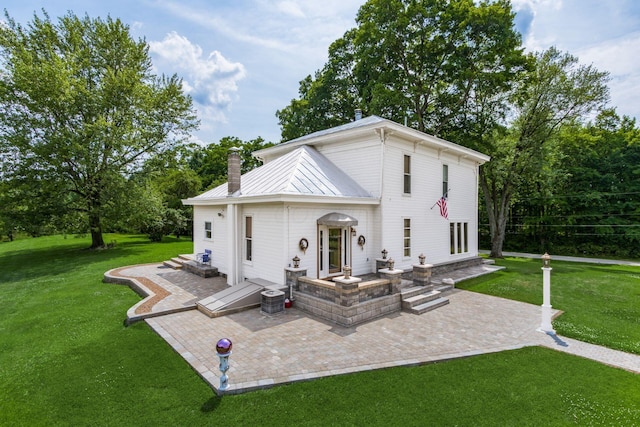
[183, 115, 489, 287]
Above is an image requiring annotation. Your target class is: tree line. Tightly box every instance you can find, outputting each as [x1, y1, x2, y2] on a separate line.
[1, 3, 638, 257]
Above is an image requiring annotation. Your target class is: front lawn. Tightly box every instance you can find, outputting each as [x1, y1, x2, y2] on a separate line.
[1, 235, 638, 425]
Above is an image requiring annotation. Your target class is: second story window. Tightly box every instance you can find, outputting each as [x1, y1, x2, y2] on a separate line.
[442, 164, 449, 197]
[404, 155, 411, 194]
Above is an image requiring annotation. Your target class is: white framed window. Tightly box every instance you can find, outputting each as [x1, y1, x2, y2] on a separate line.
[442, 164, 449, 197]
[403, 218, 411, 257]
[403, 155, 411, 194]
[204, 221, 212, 240]
[450, 221, 469, 254]
[244, 216, 253, 262]
[403, 154, 411, 194]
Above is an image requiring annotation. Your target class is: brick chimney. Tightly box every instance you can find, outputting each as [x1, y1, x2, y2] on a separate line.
[227, 147, 241, 196]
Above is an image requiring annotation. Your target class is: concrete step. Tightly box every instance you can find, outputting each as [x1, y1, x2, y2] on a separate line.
[178, 254, 194, 261]
[401, 286, 429, 299]
[163, 260, 182, 270]
[171, 257, 185, 265]
[402, 290, 441, 309]
[433, 283, 454, 294]
[409, 297, 450, 314]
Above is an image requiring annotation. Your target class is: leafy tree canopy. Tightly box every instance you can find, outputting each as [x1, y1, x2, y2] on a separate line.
[0, 10, 198, 248]
[277, 0, 527, 142]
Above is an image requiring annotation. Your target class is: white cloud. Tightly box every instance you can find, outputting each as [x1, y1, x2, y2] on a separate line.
[512, 0, 640, 120]
[575, 32, 640, 119]
[577, 33, 640, 76]
[149, 31, 246, 124]
[277, 1, 305, 18]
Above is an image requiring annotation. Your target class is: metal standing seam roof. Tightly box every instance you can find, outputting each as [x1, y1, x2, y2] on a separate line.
[188, 145, 373, 201]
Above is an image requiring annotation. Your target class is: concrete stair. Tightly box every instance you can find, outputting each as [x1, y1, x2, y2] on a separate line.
[163, 258, 183, 270]
[162, 255, 193, 270]
[401, 286, 449, 315]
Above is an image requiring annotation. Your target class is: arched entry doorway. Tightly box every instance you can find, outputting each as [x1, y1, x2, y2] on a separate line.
[317, 212, 358, 278]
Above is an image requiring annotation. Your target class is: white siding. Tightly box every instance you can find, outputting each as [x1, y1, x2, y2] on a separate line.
[193, 206, 227, 275]
[286, 204, 377, 278]
[379, 136, 481, 270]
[317, 136, 382, 197]
[238, 204, 285, 284]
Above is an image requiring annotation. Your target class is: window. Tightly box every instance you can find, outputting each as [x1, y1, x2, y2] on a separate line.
[245, 216, 252, 261]
[204, 221, 212, 239]
[450, 221, 469, 255]
[404, 155, 411, 194]
[403, 218, 411, 257]
[463, 223, 468, 253]
[450, 223, 455, 255]
[319, 230, 324, 271]
[442, 164, 449, 197]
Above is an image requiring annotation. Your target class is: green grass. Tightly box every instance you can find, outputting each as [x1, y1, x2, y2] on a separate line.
[457, 257, 640, 354]
[1, 235, 639, 425]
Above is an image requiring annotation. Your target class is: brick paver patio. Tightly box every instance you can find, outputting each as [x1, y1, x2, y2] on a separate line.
[107, 263, 640, 394]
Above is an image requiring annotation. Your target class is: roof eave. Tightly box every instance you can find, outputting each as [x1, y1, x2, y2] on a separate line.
[183, 194, 380, 206]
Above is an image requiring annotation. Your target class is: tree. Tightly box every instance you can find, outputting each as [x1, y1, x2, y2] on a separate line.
[277, 0, 526, 141]
[0, 11, 198, 248]
[188, 136, 273, 190]
[504, 110, 640, 257]
[480, 47, 610, 257]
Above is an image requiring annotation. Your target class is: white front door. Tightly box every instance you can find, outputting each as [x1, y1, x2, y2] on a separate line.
[318, 226, 350, 278]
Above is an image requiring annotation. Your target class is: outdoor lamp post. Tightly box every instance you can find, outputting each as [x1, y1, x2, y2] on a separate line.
[538, 253, 556, 335]
[216, 338, 232, 392]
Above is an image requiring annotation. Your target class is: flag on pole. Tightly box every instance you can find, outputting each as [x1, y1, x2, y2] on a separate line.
[436, 197, 448, 219]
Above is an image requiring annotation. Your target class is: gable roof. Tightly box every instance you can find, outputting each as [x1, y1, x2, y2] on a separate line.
[183, 145, 377, 206]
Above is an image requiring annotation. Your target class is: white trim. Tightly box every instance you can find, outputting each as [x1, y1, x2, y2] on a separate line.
[184, 194, 381, 206]
[253, 116, 490, 165]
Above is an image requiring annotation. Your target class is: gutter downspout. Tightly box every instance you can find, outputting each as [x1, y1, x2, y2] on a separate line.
[377, 128, 386, 261]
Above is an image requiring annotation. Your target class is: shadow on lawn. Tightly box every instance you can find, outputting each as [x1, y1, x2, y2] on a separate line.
[201, 395, 223, 413]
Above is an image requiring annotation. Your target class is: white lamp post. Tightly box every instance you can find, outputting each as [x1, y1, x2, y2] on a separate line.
[538, 253, 556, 335]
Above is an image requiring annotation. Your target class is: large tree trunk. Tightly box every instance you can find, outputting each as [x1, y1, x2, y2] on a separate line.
[479, 168, 511, 258]
[88, 192, 105, 249]
[89, 211, 104, 248]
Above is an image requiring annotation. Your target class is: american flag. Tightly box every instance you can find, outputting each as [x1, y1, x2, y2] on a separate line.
[436, 197, 448, 219]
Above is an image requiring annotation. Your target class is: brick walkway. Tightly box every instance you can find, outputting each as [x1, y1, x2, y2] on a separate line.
[107, 264, 640, 394]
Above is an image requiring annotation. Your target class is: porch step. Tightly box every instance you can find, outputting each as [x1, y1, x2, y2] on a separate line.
[400, 286, 450, 315]
[163, 260, 183, 270]
[410, 297, 450, 314]
[401, 286, 432, 299]
[178, 254, 194, 261]
[401, 289, 442, 310]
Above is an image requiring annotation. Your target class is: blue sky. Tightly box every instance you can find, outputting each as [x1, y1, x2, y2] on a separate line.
[3, 0, 640, 145]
